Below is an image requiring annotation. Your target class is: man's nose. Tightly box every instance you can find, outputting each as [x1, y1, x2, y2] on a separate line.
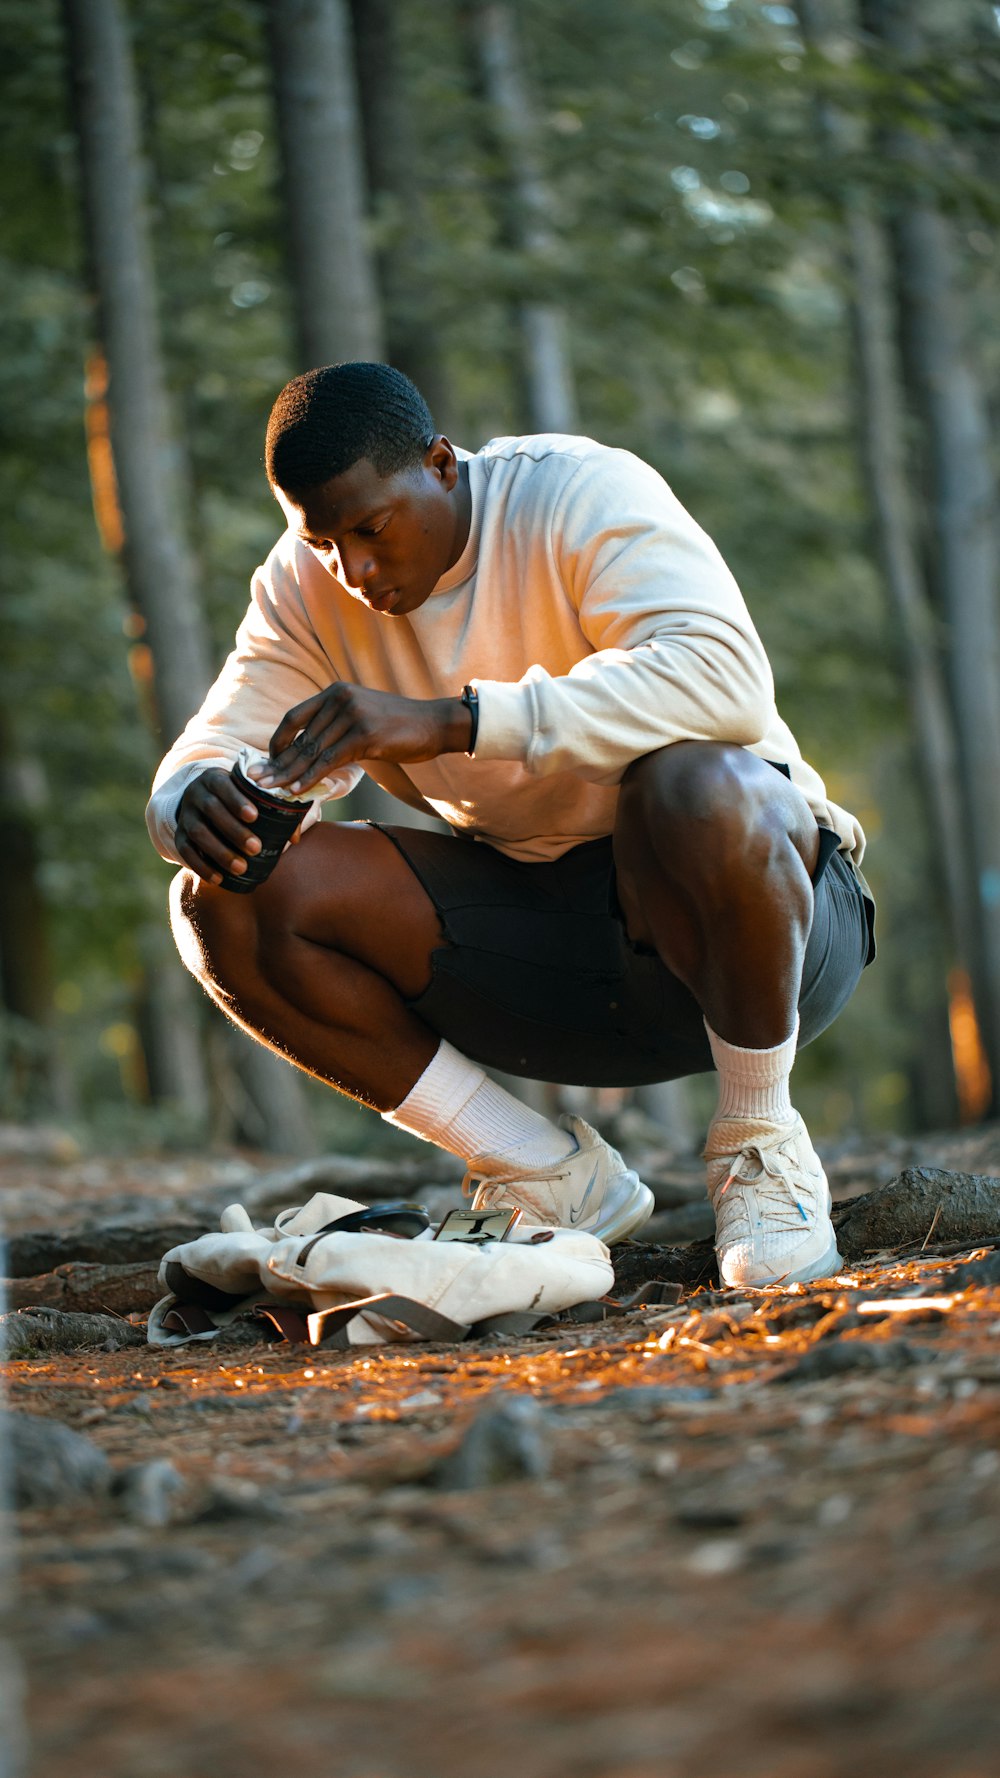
[338, 544, 376, 588]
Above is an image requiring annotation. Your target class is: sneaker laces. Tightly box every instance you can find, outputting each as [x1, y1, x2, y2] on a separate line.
[462, 1157, 575, 1204]
[713, 1134, 815, 1235]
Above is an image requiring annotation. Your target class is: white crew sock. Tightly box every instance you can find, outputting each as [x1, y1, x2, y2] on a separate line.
[383, 1039, 577, 1175]
[704, 1018, 799, 1150]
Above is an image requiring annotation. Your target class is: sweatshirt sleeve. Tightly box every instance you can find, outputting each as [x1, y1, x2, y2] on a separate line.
[471, 448, 775, 781]
[146, 537, 363, 864]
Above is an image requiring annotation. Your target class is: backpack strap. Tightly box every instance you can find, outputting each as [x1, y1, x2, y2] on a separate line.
[161, 1302, 220, 1337]
[255, 1304, 312, 1343]
[253, 1278, 685, 1349]
[295, 1201, 431, 1266]
[309, 1293, 472, 1348]
[469, 1310, 557, 1336]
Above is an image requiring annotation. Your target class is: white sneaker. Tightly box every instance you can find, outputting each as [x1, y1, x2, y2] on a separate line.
[468, 1115, 654, 1245]
[705, 1114, 842, 1288]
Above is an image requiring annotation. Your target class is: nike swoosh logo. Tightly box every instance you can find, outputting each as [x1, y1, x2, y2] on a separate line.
[568, 1161, 601, 1225]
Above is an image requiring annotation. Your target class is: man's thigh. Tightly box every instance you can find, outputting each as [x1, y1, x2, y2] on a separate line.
[376, 823, 873, 1088]
[206, 818, 447, 1002]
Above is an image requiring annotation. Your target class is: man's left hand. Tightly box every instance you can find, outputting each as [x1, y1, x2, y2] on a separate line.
[254, 683, 472, 794]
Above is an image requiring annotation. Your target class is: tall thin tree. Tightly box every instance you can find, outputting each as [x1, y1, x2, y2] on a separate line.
[349, 0, 451, 424]
[62, 0, 314, 1149]
[468, 0, 579, 433]
[266, 0, 385, 368]
[267, 0, 440, 829]
[798, 0, 973, 1120]
[861, 0, 1000, 1110]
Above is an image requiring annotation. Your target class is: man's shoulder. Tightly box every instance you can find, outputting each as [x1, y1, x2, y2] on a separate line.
[473, 431, 624, 475]
[472, 433, 662, 506]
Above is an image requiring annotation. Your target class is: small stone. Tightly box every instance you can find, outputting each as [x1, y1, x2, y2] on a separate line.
[959, 1250, 1000, 1288]
[114, 1460, 187, 1528]
[595, 1385, 713, 1411]
[686, 1538, 745, 1576]
[779, 1337, 919, 1383]
[817, 1493, 853, 1527]
[675, 1502, 746, 1530]
[196, 1478, 286, 1522]
[428, 1396, 550, 1490]
[2, 1411, 110, 1508]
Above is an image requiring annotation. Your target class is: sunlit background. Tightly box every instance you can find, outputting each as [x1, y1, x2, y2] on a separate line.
[2, 0, 998, 1157]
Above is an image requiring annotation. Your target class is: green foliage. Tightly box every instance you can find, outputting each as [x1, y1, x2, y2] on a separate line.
[0, 0, 996, 1137]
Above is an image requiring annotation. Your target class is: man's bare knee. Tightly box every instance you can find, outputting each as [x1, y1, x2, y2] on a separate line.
[621, 741, 761, 834]
[168, 868, 249, 991]
[618, 742, 819, 890]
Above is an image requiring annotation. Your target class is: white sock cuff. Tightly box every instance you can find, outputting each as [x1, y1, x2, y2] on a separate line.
[705, 1017, 799, 1077]
[385, 1039, 483, 1131]
[706, 1017, 799, 1125]
[382, 1039, 575, 1172]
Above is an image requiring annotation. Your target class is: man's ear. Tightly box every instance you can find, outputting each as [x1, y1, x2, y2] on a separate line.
[425, 434, 460, 489]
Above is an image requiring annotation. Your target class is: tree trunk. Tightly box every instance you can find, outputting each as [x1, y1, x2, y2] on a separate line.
[349, 0, 452, 425]
[860, 0, 1000, 1111]
[0, 703, 77, 1120]
[267, 0, 431, 830]
[0, 759, 51, 1035]
[797, 0, 969, 1120]
[266, 0, 384, 368]
[62, 0, 210, 753]
[468, 0, 579, 433]
[0, 1260, 28, 1778]
[62, 0, 314, 1150]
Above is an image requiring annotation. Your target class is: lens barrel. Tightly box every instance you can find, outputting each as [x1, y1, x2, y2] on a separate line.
[217, 761, 314, 894]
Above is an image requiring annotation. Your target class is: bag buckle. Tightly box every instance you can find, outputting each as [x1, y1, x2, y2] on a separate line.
[433, 1207, 522, 1243]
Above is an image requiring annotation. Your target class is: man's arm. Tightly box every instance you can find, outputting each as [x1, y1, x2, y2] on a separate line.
[252, 684, 473, 795]
[469, 447, 776, 780]
[146, 542, 364, 867]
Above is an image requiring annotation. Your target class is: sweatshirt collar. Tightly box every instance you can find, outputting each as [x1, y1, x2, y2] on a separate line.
[430, 451, 482, 594]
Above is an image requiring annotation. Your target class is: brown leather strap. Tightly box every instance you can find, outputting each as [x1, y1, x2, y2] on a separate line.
[470, 1310, 557, 1336]
[610, 1279, 685, 1310]
[310, 1293, 472, 1348]
[251, 1278, 685, 1349]
[161, 1302, 218, 1336]
[255, 1304, 312, 1343]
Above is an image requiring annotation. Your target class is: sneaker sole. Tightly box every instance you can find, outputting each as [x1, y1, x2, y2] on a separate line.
[589, 1178, 655, 1245]
[781, 1236, 844, 1286]
[721, 1234, 844, 1290]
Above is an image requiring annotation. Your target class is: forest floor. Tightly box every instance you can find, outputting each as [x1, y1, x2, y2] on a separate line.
[3, 1121, 1000, 1778]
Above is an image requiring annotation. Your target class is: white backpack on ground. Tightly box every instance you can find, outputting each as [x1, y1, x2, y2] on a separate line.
[148, 1191, 616, 1349]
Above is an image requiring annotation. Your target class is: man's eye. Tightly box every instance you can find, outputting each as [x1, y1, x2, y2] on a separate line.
[356, 519, 389, 539]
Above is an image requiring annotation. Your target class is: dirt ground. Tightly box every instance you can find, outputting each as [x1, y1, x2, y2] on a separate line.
[4, 1131, 1000, 1778]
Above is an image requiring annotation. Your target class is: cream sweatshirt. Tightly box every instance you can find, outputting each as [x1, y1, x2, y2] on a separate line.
[147, 433, 864, 866]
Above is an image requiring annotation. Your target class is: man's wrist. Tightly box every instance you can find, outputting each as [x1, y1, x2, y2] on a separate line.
[435, 695, 476, 755]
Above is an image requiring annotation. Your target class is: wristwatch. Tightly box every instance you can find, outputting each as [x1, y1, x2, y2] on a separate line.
[460, 684, 479, 757]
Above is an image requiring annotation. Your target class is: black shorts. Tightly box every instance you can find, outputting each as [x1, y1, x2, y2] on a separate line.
[374, 823, 876, 1088]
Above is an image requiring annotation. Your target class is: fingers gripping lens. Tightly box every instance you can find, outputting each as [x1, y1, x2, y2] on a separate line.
[216, 749, 314, 895]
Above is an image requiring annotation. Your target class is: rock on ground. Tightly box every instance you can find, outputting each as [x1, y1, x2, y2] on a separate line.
[2, 1412, 110, 1508]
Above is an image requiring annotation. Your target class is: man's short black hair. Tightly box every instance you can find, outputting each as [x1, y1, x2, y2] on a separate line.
[265, 361, 434, 493]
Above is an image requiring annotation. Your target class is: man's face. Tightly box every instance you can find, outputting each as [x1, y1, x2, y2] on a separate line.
[274, 437, 470, 619]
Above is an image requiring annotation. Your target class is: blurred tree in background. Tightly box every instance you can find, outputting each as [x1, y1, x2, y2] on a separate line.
[0, 0, 996, 1150]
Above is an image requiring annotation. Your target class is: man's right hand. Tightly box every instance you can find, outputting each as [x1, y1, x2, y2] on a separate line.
[174, 768, 262, 885]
